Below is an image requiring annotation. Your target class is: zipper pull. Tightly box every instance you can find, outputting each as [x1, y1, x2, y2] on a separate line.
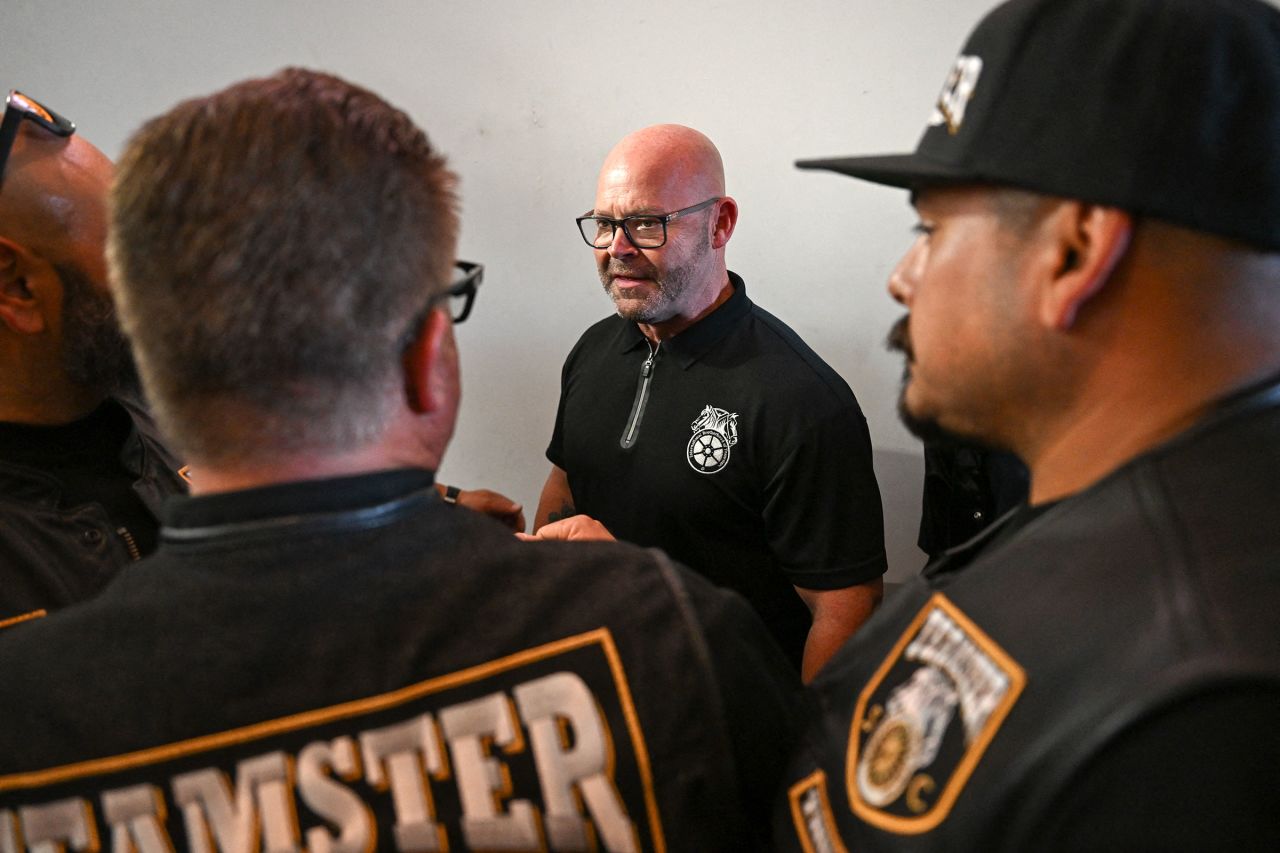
[642, 343, 659, 375]
[621, 344, 660, 450]
[116, 526, 143, 562]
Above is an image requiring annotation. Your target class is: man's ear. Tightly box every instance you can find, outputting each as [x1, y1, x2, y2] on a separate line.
[710, 196, 739, 249]
[401, 306, 452, 414]
[0, 238, 47, 335]
[1040, 203, 1133, 330]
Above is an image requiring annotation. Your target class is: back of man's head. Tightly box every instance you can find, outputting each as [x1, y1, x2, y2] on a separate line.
[109, 68, 458, 465]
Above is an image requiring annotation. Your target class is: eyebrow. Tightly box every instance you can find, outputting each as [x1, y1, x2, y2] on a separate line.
[586, 208, 666, 219]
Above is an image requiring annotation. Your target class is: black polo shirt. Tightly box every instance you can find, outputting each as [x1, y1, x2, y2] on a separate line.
[548, 273, 887, 665]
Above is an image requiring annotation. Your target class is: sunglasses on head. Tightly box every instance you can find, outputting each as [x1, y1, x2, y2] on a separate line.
[0, 90, 76, 189]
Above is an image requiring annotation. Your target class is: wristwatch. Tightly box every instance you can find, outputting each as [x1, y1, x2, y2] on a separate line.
[442, 484, 462, 505]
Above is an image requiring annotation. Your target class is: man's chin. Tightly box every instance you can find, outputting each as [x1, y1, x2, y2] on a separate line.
[897, 388, 962, 445]
[614, 305, 661, 324]
[610, 293, 667, 325]
[897, 391, 1005, 451]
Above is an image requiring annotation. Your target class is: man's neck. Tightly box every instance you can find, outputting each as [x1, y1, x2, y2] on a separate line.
[187, 444, 442, 497]
[0, 343, 106, 425]
[0, 381, 105, 426]
[637, 273, 734, 344]
[1025, 353, 1280, 505]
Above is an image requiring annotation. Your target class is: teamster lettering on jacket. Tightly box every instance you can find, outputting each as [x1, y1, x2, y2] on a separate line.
[0, 631, 660, 853]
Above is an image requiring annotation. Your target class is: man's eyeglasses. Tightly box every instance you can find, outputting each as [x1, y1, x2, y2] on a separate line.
[0, 90, 76, 189]
[399, 260, 483, 352]
[576, 197, 721, 249]
[445, 259, 482, 324]
[400, 260, 483, 350]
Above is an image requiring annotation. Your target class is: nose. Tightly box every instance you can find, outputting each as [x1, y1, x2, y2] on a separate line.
[608, 223, 639, 259]
[888, 236, 925, 306]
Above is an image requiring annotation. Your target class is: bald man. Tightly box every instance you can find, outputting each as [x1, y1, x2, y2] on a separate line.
[0, 90, 185, 627]
[530, 125, 887, 679]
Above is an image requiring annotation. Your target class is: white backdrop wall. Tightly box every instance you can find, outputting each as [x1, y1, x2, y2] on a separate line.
[6, 0, 1006, 581]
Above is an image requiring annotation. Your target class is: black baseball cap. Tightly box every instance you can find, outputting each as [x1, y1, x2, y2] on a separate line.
[798, 0, 1280, 252]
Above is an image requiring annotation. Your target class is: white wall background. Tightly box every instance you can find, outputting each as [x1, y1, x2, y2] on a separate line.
[5, 0, 1004, 581]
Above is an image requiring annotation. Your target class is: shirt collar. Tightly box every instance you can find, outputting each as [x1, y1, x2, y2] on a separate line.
[614, 271, 752, 369]
[163, 467, 436, 531]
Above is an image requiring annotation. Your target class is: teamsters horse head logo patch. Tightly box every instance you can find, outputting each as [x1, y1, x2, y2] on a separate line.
[846, 593, 1025, 834]
[687, 405, 738, 474]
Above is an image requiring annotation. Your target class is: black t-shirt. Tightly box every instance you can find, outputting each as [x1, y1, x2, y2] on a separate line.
[548, 274, 887, 665]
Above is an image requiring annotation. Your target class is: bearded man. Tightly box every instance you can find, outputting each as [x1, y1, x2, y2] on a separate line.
[779, 0, 1280, 847]
[528, 125, 887, 680]
[0, 89, 184, 627]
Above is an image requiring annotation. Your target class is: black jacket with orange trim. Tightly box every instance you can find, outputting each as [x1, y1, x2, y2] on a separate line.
[777, 375, 1280, 851]
[0, 468, 800, 851]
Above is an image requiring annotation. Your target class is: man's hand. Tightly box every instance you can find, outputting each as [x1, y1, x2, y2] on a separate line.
[516, 515, 616, 542]
[440, 485, 526, 533]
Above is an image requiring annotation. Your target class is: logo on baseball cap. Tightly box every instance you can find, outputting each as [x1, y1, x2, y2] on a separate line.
[798, 0, 1280, 252]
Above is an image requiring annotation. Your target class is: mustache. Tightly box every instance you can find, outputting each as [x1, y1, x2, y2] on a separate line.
[886, 314, 913, 360]
[603, 259, 655, 280]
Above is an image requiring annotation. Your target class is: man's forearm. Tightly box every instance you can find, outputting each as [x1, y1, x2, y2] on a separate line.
[798, 580, 884, 682]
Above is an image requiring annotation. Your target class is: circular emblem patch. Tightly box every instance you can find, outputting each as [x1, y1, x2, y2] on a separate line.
[857, 716, 920, 807]
[687, 404, 739, 475]
[688, 429, 731, 473]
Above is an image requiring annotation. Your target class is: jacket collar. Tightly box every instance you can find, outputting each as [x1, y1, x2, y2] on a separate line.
[0, 399, 177, 508]
[161, 467, 437, 543]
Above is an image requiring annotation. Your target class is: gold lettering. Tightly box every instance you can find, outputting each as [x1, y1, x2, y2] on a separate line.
[905, 775, 936, 814]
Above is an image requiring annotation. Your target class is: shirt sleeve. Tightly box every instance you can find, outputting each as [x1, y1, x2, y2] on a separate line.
[545, 335, 584, 470]
[763, 406, 888, 590]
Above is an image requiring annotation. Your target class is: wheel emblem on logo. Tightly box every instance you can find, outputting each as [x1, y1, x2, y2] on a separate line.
[687, 404, 738, 474]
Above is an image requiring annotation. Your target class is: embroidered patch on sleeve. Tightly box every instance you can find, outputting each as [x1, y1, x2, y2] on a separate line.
[845, 592, 1025, 834]
[788, 769, 849, 853]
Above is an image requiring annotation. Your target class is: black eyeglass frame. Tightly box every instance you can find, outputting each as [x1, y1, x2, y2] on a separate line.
[399, 260, 483, 352]
[445, 259, 482, 324]
[575, 197, 721, 249]
[0, 90, 76, 189]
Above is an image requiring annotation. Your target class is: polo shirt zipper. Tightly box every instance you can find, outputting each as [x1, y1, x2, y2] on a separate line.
[620, 343, 660, 449]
